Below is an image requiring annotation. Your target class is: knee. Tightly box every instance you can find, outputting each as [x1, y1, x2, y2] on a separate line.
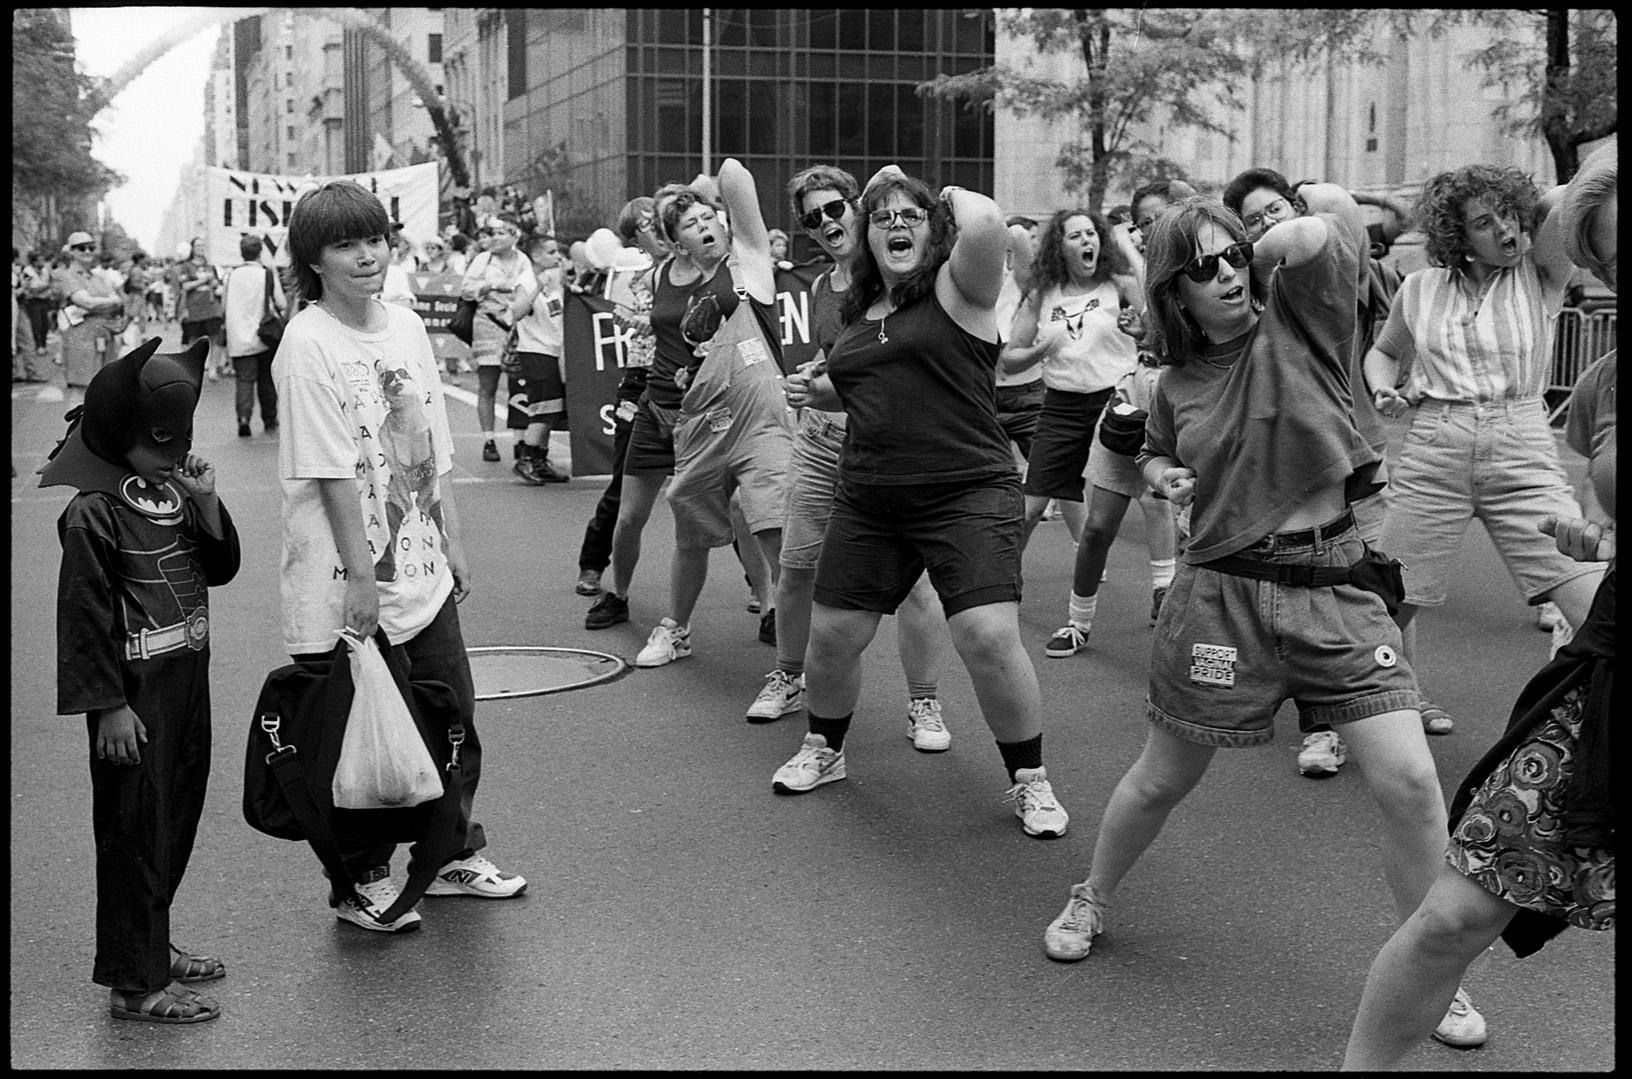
[1369, 760, 1446, 821]
[1406, 889, 1510, 959]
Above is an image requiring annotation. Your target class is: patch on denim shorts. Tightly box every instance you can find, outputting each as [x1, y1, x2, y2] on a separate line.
[1189, 642, 1237, 688]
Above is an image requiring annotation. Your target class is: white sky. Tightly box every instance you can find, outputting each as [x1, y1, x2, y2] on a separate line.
[71, 7, 220, 253]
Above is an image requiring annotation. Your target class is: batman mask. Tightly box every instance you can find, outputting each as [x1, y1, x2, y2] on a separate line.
[38, 336, 209, 505]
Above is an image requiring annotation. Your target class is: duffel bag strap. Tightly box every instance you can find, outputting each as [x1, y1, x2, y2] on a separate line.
[257, 711, 360, 906]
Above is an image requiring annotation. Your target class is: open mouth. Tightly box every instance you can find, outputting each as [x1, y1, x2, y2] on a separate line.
[886, 236, 914, 256]
[821, 224, 846, 245]
[1221, 284, 1245, 302]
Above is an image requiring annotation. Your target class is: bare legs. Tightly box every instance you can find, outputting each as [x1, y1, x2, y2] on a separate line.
[1021, 492, 1084, 549]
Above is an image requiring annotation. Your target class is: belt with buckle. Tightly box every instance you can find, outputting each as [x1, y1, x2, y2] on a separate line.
[123, 610, 209, 661]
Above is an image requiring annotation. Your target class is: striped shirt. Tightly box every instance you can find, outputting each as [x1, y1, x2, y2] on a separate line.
[1381, 252, 1559, 403]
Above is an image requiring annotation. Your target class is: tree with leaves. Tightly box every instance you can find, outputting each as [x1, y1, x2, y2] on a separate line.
[919, 9, 1616, 213]
[12, 10, 125, 245]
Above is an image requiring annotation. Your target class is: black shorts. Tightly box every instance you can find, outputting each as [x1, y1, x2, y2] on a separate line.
[180, 317, 223, 346]
[814, 473, 1023, 618]
[996, 378, 1044, 460]
[1022, 386, 1113, 501]
[622, 397, 677, 475]
[506, 351, 566, 429]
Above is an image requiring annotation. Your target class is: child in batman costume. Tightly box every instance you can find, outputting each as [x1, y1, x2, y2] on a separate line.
[39, 335, 242, 1024]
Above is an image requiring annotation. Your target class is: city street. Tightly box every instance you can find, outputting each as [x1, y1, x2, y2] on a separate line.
[9, 331, 1614, 1070]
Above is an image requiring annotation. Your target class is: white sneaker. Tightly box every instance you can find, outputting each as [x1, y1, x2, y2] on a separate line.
[423, 853, 527, 898]
[1005, 767, 1069, 838]
[771, 733, 846, 793]
[332, 866, 422, 933]
[1043, 881, 1108, 961]
[746, 670, 804, 723]
[1431, 986, 1487, 1049]
[1296, 729, 1347, 777]
[906, 698, 950, 752]
[635, 618, 691, 667]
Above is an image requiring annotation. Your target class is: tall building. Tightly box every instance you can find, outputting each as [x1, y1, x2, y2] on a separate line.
[343, 7, 446, 173]
[238, 12, 302, 174]
[292, 14, 346, 175]
[204, 30, 237, 169]
[464, 9, 994, 241]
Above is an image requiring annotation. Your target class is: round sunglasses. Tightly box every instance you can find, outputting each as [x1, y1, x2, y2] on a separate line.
[798, 198, 849, 231]
[1180, 240, 1253, 283]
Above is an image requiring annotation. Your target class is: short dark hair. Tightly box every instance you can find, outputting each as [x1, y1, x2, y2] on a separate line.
[1222, 167, 1295, 217]
[1142, 196, 1256, 367]
[787, 164, 859, 220]
[239, 233, 264, 261]
[617, 196, 656, 243]
[286, 180, 391, 303]
[653, 183, 723, 243]
[1131, 179, 1197, 223]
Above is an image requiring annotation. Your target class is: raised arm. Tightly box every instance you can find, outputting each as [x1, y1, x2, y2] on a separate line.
[715, 158, 775, 301]
[1528, 184, 1574, 307]
[940, 186, 1008, 310]
[1253, 182, 1364, 272]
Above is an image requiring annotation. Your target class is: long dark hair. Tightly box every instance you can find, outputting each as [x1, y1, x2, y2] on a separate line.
[839, 173, 953, 326]
[1024, 208, 1129, 304]
[1142, 196, 1260, 367]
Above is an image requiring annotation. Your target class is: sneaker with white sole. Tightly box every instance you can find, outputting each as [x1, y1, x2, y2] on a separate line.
[1296, 729, 1347, 777]
[332, 866, 422, 933]
[1045, 623, 1089, 658]
[423, 853, 527, 898]
[772, 733, 846, 793]
[635, 618, 691, 667]
[1431, 986, 1487, 1049]
[906, 698, 950, 752]
[1005, 766, 1069, 838]
[1043, 881, 1108, 961]
[746, 670, 804, 723]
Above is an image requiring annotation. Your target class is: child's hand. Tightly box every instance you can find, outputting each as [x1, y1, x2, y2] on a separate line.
[172, 453, 216, 499]
[96, 704, 148, 765]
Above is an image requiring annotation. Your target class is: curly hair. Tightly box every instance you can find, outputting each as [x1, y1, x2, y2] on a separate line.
[839, 173, 954, 326]
[787, 164, 859, 220]
[1024, 208, 1129, 304]
[1141, 197, 1257, 367]
[1415, 165, 1543, 268]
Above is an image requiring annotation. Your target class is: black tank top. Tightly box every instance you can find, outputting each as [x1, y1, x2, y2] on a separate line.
[647, 257, 780, 409]
[824, 289, 1013, 485]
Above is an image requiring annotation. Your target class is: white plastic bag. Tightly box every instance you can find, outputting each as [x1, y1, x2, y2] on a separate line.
[331, 633, 445, 810]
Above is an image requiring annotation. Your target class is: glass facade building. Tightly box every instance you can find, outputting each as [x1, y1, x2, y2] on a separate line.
[502, 9, 994, 243]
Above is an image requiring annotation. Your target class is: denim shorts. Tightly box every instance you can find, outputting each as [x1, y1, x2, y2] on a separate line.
[1380, 398, 1600, 607]
[1023, 386, 1114, 501]
[780, 409, 847, 571]
[815, 472, 1023, 617]
[1148, 517, 1420, 748]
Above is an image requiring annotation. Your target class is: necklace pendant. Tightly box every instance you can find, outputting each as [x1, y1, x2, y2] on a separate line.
[877, 327, 888, 344]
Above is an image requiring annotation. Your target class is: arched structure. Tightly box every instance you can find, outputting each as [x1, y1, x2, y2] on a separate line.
[99, 6, 470, 190]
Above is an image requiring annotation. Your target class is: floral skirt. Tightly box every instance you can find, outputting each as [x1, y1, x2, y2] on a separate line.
[1446, 681, 1614, 931]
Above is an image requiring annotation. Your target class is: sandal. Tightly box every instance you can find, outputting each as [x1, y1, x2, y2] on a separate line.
[169, 943, 226, 983]
[109, 984, 221, 1024]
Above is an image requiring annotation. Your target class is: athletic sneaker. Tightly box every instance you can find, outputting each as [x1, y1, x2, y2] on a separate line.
[1005, 767, 1069, 838]
[1297, 729, 1347, 777]
[1045, 623, 1089, 658]
[1150, 586, 1168, 625]
[585, 591, 629, 630]
[772, 733, 846, 793]
[1420, 699, 1454, 735]
[1043, 881, 1108, 961]
[1432, 987, 1488, 1049]
[906, 698, 951, 752]
[746, 670, 804, 722]
[758, 609, 777, 646]
[575, 568, 603, 597]
[332, 866, 422, 933]
[635, 618, 691, 667]
[424, 853, 528, 898]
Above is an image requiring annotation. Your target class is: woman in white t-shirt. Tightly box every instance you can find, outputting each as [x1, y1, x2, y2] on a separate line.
[506, 233, 569, 483]
[458, 214, 536, 462]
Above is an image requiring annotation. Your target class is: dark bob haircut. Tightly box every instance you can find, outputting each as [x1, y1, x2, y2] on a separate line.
[286, 180, 391, 303]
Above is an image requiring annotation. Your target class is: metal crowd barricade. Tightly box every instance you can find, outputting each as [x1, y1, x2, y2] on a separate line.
[1548, 306, 1618, 424]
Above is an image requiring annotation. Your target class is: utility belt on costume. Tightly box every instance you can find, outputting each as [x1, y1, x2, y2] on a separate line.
[123, 610, 210, 661]
[1196, 509, 1405, 615]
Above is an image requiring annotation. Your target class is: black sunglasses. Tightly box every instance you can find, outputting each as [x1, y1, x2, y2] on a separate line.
[798, 198, 848, 231]
[1180, 241, 1253, 283]
[70, 243, 95, 252]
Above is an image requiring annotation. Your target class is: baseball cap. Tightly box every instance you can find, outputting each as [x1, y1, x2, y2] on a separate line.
[66, 231, 95, 248]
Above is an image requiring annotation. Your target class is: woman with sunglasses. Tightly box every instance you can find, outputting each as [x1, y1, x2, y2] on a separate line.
[747, 165, 951, 749]
[1002, 208, 1143, 554]
[1039, 187, 1482, 1042]
[458, 214, 535, 462]
[770, 165, 1070, 839]
[56, 232, 127, 408]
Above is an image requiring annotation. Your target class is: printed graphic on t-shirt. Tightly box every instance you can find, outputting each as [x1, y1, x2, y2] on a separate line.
[344, 359, 445, 585]
[1049, 296, 1102, 341]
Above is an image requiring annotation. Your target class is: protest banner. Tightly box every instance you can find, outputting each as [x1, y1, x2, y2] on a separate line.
[561, 258, 830, 477]
[204, 162, 439, 269]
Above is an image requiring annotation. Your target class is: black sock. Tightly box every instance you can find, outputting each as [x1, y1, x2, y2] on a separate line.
[996, 733, 1043, 780]
[808, 712, 852, 752]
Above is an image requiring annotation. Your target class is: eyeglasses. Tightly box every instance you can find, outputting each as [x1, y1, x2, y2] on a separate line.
[70, 243, 94, 252]
[1179, 241, 1254, 283]
[799, 198, 849, 231]
[1242, 199, 1290, 235]
[869, 207, 928, 229]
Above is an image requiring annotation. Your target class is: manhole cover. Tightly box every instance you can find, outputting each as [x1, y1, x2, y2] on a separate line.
[468, 646, 628, 700]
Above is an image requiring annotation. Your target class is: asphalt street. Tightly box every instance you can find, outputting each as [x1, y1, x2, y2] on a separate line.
[9, 329, 1614, 1070]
